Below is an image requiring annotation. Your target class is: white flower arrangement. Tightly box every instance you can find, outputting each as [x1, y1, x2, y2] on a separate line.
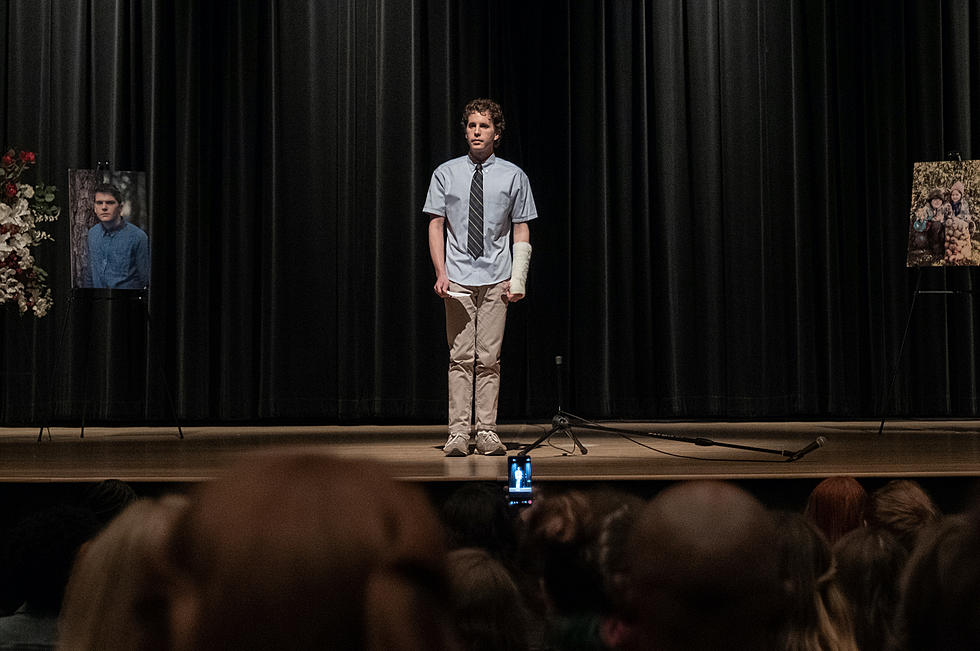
[0, 148, 59, 317]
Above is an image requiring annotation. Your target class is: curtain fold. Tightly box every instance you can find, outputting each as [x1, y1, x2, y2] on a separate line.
[2, 0, 980, 424]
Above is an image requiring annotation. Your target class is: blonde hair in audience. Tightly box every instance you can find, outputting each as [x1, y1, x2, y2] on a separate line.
[58, 495, 189, 651]
[775, 511, 858, 651]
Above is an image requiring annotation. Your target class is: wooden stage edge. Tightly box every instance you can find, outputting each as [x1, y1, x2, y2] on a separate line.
[4, 419, 980, 484]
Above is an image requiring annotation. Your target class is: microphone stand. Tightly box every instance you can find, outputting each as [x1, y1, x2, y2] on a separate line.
[520, 358, 826, 462]
[524, 416, 824, 461]
[521, 356, 588, 456]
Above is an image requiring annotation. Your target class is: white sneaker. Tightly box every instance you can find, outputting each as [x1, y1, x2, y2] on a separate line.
[475, 430, 506, 456]
[443, 432, 470, 457]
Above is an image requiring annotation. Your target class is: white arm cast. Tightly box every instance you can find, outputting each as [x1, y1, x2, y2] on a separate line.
[510, 241, 532, 296]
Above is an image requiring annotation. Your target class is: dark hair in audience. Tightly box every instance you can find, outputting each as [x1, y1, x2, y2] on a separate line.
[440, 482, 516, 559]
[773, 511, 858, 651]
[78, 479, 139, 529]
[899, 513, 980, 650]
[3, 505, 100, 613]
[833, 526, 907, 651]
[161, 452, 458, 650]
[620, 481, 785, 651]
[868, 479, 941, 553]
[446, 548, 529, 651]
[804, 476, 868, 545]
[519, 487, 642, 616]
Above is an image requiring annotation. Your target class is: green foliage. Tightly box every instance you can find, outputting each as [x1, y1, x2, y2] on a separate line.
[909, 160, 980, 210]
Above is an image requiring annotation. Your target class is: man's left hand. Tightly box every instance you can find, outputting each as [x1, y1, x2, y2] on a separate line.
[504, 281, 523, 303]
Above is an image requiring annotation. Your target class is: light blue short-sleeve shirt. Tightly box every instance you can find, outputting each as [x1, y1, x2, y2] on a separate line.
[423, 153, 537, 286]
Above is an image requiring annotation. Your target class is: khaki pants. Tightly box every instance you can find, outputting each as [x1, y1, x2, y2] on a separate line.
[445, 280, 508, 436]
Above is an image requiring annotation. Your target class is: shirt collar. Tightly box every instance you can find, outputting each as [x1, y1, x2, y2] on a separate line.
[467, 153, 495, 170]
[100, 219, 126, 234]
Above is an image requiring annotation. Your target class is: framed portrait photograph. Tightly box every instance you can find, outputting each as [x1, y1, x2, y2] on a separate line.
[906, 160, 980, 267]
[68, 169, 149, 290]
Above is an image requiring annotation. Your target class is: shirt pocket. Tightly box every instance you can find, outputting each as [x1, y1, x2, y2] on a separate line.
[487, 193, 514, 219]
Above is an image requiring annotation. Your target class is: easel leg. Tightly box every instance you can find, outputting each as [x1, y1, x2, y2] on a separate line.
[878, 269, 922, 435]
[141, 298, 184, 439]
[79, 300, 92, 438]
[37, 294, 76, 442]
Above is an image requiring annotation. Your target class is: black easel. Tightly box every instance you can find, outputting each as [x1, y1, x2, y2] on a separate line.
[876, 268, 973, 435]
[877, 151, 973, 434]
[36, 289, 183, 441]
[520, 356, 824, 461]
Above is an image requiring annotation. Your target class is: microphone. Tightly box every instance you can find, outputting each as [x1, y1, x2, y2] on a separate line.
[788, 436, 827, 462]
[554, 356, 564, 413]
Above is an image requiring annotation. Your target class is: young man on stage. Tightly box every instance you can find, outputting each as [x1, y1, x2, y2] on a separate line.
[424, 99, 537, 456]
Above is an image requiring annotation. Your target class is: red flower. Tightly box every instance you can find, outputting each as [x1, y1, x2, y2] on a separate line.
[1, 154, 13, 167]
[4, 183, 17, 197]
[19, 151, 35, 163]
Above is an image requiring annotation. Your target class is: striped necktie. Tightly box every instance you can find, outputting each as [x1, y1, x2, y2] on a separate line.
[467, 163, 484, 258]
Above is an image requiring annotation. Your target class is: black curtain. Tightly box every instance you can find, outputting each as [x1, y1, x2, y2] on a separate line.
[1, 0, 979, 424]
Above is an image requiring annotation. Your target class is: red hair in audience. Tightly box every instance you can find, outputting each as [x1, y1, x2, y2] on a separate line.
[804, 476, 868, 545]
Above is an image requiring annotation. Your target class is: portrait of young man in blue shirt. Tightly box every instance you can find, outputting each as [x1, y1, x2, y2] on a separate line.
[87, 183, 149, 290]
[424, 99, 537, 456]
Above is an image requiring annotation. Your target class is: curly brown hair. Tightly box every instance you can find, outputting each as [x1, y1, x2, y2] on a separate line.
[461, 98, 506, 140]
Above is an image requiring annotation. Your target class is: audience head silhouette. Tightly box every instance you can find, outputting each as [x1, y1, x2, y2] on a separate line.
[900, 512, 980, 650]
[773, 510, 858, 651]
[440, 482, 516, 558]
[4, 505, 99, 615]
[869, 480, 941, 553]
[834, 526, 907, 651]
[58, 496, 188, 651]
[0, 505, 99, 649]
[804, 476, 868, 545]
[78, 478, 139, 529]
[446, 547, 529, 651]
[619, 480, 784, 651]
[161, 452, 458, 651]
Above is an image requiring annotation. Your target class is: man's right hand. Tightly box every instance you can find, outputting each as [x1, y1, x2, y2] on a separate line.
[434, 274, 450, 298]
[427, 216, 449, 298]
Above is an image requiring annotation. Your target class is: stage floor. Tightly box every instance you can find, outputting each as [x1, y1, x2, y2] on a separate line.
[3, 420, 980, 484]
